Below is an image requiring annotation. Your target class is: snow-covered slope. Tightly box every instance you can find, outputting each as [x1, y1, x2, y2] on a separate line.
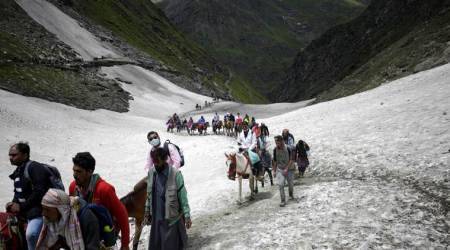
[14, 0, 213, 119]
[184, 64, 449, 250]
[15, 0, 120, 60]
[100, 65, 210, 118]
[2, 0, 449, 249]
[1, 63, 448, 249]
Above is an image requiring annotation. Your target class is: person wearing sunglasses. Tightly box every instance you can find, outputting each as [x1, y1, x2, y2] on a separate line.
[145, 131, 182, 171]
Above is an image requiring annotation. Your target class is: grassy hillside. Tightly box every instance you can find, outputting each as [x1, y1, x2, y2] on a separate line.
[70, 0, 267, 103]
[316, 9, 450, 102]
[278, 0, 449, 102]
[157, 0, 367, 95]
[0, 0, 131, 112]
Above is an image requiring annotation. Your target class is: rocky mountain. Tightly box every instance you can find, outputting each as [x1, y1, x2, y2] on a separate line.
[0, 0, 132, 112]
[0, 0, 267, 113]
[156, 0, 367, 96]
[277, 0, 450, 102]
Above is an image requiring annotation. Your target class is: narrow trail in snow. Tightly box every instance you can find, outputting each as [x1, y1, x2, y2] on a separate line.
[186, 173, 449, 249]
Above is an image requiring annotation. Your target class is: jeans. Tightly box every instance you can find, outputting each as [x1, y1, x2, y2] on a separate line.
[26, 217, 43, 250]
[276, 169, 294, 202]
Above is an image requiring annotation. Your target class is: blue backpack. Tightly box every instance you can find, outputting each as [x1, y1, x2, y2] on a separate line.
[78, 203, 117, 247]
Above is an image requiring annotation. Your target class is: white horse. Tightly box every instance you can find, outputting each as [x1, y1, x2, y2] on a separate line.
[225, 151, 264, 204]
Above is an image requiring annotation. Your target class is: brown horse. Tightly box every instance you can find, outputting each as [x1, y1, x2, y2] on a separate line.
[224, 120, 234, 137]
[120, 177, 147, 250]
[213, 120, 223, 135]
[198, 122, 209, 135]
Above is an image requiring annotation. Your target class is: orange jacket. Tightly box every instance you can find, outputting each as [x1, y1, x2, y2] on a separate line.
[69, 178, 130, 247]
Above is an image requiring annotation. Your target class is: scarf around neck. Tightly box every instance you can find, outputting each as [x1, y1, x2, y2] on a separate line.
[36, 189, 84, 250]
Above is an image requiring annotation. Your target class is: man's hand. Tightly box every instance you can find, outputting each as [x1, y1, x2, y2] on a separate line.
[9, 202, 20, 213]
[185, 217, 192, 229]
[5, 202, 13, 211]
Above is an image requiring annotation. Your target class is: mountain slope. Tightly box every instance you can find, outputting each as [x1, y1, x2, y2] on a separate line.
[277, 0, 450, 102]
[0, 0, 131, 112]
[66, 0, 267, 103]
[156, 0, 367, 95]
[1, 0, 268, 110]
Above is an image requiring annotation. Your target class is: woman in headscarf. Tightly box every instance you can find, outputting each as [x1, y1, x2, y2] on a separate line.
[36, 189, 100, 250]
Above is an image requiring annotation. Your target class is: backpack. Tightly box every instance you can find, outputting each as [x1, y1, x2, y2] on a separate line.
[273, 147, 292, 162]
[24, 161, 65, 191]
[164, 140, 185, 167]
[78, 203, 117, 247]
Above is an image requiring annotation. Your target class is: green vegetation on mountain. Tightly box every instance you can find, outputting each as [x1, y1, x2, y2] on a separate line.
[0, 0, 130, 112]
[277, 0, 450, 102]
[317, 9, 450, 102]
[70, 0, 267, 103]
[157, 0, 367, 95]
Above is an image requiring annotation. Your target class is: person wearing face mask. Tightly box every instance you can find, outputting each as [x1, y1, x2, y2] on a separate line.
[237, 122, 257, 151]
[144, 148, 191, 250]
[145, 131, 182, 171]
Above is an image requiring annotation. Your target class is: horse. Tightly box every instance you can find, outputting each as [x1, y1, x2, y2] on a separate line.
[198, 122, 209, 135]
[175, 119, 182, 133]
[224, 120, 234, 137]
[234, 123, 243, 137]
[166, 118, 175, 133]
[188, 122, 198, 135]
[120, 178, 147, 250]
[225, 151, 263, 204]
[213, 120, 223, 135]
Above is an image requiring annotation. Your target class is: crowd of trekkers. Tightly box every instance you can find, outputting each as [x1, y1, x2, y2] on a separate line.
[165, 111, 267, 137]
[2, 115, 309, 249]
[233, 121, 310, 207]
[3, 140, 190, 249]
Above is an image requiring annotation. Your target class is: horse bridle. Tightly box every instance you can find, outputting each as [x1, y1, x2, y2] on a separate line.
[227, 154, 250, 177]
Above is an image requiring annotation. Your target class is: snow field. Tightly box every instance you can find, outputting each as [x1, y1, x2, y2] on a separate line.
[3, 0, 449, 248]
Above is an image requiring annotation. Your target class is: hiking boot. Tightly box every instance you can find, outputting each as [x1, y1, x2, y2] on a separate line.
[289, 195, 295, 200]
[279, 201, 286, 207]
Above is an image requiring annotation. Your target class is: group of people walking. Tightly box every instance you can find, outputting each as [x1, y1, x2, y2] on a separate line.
[5, 143, 130, 250]
[166, 113, 209, 135]
[4, 137, 191, 250]
[3, 119, 309, 249]
[166, 111, 265, 137]
[235, 125, 310, 207]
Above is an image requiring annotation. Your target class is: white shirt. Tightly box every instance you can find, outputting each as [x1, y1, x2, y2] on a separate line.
[237, 130, 257, 150]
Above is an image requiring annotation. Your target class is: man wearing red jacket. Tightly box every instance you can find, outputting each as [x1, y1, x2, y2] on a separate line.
[69, 152, 130, 250]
